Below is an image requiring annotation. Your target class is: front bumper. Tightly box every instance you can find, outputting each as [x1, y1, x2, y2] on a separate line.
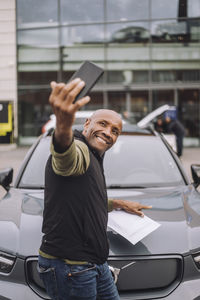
[0, 255, 200, 300]
[1, 277, 200, 300]
[119, 279, 200, 300]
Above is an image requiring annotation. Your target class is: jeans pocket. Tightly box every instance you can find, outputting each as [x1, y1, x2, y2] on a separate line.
[37, 263, 59, 300]
[69, 264, 96, 276]
[69, 264, 97, 298]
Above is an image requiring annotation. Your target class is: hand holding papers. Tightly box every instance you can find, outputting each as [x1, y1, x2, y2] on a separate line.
[108, 210, 160, 245]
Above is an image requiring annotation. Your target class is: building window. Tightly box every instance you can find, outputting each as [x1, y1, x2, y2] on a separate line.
[130, 90, 149, 122]
[106, 0, 149, 22]
[61, 24, 105, 45]
[188, 0, 200, 17]
[152, 71, 176, 82]
[177, 70, 200, 81]
[107, 91, 126, 113]
[152, 90, 174, 109]
[107, 71, 125, 83]
[18, 89, 51, 137]
[18, 28, 59, 46]
[84, 92, 104, 111]
[17, 0, 58, 28]
[178, 89, 200, 137]
[106, 22, 150, 44]
[151, 0, 179, 19]
[60, 0, 104, 24]
[18, 71, 58, 86]
[16, 0, 200, 141]
[132, 71, 149, 83]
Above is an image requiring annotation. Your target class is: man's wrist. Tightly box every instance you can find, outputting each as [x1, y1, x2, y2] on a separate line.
[109, 199, 123, 211]
[53, 129, 73, 153]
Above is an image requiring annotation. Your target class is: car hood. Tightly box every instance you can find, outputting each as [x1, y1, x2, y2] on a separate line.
[0, 185, 200, 258]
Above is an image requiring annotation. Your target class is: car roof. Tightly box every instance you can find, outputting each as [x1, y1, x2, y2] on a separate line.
[120, 123, 153, 135]
[45, 122, 153, 137]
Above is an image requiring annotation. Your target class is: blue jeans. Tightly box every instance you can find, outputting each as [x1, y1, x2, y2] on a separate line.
[38, 255, 120, 300]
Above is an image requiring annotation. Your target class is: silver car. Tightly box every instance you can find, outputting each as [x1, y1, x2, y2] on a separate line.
[0, 124, 200, 299]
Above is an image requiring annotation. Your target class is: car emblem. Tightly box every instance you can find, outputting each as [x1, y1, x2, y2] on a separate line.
[109, 261, 136, 283]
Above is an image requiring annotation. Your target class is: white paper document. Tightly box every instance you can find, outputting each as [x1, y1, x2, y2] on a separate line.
[108, 210, 160, 245]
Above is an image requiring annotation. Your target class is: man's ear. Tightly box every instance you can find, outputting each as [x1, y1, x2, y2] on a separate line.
[83, 118, 91, 134]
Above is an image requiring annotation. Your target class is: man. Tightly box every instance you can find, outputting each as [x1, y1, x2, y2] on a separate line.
[165, 116, 185, 157]
[38, 78, 151, 300]
[154, 117, 164, 133]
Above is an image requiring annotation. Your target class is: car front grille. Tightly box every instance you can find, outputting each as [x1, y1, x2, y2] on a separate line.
[25, 257, 50, 299]
[108, 255, 183, 299]
[25, 255, 183, 299]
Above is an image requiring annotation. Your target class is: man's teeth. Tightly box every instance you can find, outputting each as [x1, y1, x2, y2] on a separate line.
[97, 136, 107, 144]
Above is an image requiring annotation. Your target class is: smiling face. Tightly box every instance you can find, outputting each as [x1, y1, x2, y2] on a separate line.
[82, 109, 122, 156]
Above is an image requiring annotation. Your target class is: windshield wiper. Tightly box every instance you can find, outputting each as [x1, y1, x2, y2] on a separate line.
[107, 184, 147, 189]
[18, 185, 44, 189]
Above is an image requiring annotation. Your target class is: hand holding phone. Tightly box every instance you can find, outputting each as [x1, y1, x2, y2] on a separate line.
[68, 61, 104, 103]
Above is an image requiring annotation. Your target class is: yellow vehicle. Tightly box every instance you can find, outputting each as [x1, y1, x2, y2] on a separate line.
[0, 102, 13, 143]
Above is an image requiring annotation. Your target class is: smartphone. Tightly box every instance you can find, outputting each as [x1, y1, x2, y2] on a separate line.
[68, 61, 104, 102]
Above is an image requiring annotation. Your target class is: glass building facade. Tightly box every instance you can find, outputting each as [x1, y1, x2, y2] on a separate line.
[17, 0, 200, 142]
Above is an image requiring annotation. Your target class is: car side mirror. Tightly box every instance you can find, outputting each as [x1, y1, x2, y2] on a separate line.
[191, 164, 200, 188]
[0, 168, 13, 191]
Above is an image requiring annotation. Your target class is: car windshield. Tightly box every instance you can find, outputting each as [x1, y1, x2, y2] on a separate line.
[104, 135, 184, 187]
[18, 134, 184, 189]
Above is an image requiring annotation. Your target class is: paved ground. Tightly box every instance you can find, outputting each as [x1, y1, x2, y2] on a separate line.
[181, 147, 200, 178]
[0, 144, 30, 180]
[0, 144, 200, 198]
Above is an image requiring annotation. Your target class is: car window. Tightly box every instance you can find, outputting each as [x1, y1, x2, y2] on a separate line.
[104, 135, 184, 187]
[19, 137, 51, 188]
[18, 134, 184, 188]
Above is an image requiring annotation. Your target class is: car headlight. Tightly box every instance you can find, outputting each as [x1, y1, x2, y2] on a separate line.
[0, 252, 16, 274]
[192, 252, 200, 269]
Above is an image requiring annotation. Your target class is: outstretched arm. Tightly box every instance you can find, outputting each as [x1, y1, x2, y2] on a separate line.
[49, 79, 90, 152]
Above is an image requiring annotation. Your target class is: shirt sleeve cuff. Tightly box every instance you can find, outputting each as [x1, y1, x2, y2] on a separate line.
[108, 199, 114, 212]
[50, 134, 75, 158]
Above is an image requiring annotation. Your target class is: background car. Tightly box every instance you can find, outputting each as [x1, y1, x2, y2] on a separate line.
[137, 104, 177, 152]
[42, 105, 177, 153]
[0, 124, 200, 299]
[110, 26, 150, 44]
[41, 110, 96, 133]
[41, 110, 128, 134]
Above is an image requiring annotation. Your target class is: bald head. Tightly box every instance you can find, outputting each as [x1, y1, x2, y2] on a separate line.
[82, 109, 122, 155]
[90, 109, 122, 123]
